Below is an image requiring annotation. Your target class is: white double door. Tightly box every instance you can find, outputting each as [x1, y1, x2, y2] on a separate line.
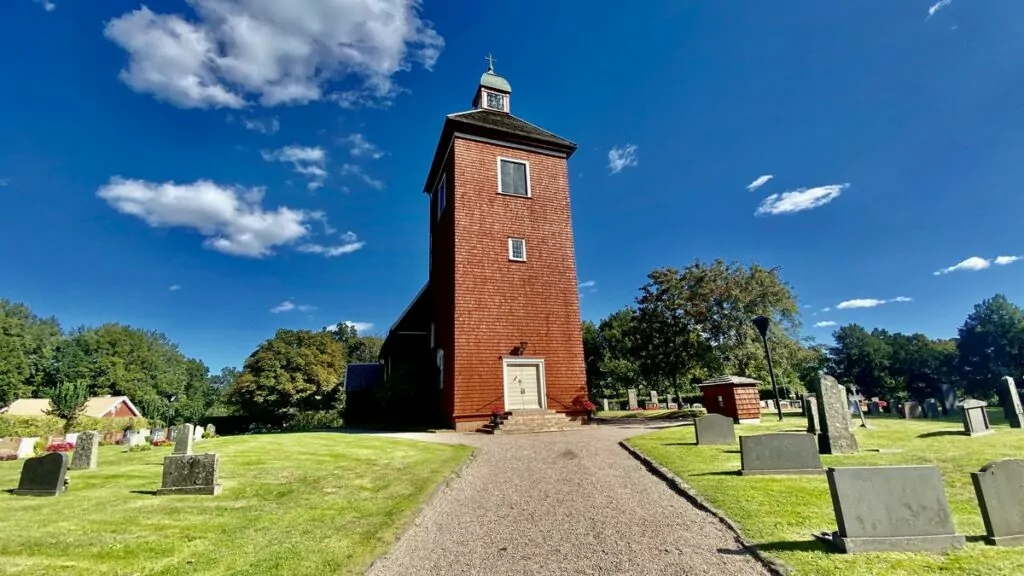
[504, 361, 544, 411]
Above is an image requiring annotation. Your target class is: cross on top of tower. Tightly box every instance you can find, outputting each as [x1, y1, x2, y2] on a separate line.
[485, 53, 497, 72]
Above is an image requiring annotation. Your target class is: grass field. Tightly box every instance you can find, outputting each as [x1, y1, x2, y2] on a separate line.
[0, 433, 472, 576]
[629, 411, 1024, 576]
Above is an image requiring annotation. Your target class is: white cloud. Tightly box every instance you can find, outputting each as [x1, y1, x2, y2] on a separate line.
[607, 144, 638, 174]
[35, 0, 56, 11]
[327, 320, 374, 333]
[342, 134, 385, 159]
[340, 163, 385, 190]
[262, 146, 327, 190]
[96, 177, 316, 258]
[270, 301, 296, 313]
[933, 256, 992, 276]
[169, 284, 181, 291]
[814, 321, 837, 328]
[822, 307, 832, 312]
[578, 280, 596, 289]
[755, 183, 847, 216]
[927, 0, 952, 19]
[746, 174, 774, 192]
[995, 256, 1021, 266]
[296, 241, 365, 257]
[104, 1, 444, 109]
[835, 297, 913, 310]
[298, 304, 317, 313]
[339, 231, 358, 243]
[243, 117, 280, 134]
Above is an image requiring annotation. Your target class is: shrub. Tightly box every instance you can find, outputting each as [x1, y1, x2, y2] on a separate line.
[282, 411, 344, 431]
[128, 444, 152, 452]
[45, 442, 75, 453]
[33, 438, 47, 456]
[0, 415, 149, 438]
[677, 408, 707, 418]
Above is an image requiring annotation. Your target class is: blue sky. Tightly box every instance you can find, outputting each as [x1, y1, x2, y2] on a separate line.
[1, 0, 1022, 370]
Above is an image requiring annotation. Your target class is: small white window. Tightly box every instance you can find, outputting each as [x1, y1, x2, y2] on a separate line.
[436, 175, 447, 220]
[498, 158, 530, 197]
[436, 348, 444, 389]
[508, 238, 526, 261]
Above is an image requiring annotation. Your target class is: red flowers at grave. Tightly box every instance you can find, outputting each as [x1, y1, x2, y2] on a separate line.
[581, 400, 597, 412]
[151, 439, 173, 447]
[45, 442, 75, 453]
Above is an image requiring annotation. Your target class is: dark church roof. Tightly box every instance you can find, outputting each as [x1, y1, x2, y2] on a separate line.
[448, 110, 577, 151]
[698, 375, 762, 387]
[344, 363, 383, 392]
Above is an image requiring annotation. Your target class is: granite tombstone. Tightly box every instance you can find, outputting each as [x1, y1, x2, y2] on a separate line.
[901, 401, 923, 419]
[695, 414, 736, 446]
[971, 459, 1024, 546]
[740, 433, 823, 475]
[804, 394, 820, 434]
[13, 452, 69, 496]
[941, 384, 957, 415]
[157, 453, 222, 496]
[627, 389, 639, 411]
[1001, 376, 1023, 429]
[867, 401, 882, 416]
[826, 465, 965, 553]
[69, 431, 99, 470]
[924, 399, 941, 419]
[173, 424, 195, 455]
[816, 376, 859, 454]
[960, 399, 993, 437]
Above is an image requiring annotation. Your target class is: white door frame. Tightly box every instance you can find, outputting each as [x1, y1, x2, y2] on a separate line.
[502, 357, 547, 410]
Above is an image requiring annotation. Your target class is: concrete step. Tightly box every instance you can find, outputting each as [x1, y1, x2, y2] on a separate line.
[478, 410, 583, 434]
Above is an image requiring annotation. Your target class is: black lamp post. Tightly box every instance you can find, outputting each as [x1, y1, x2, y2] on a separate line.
[752, 315, 784, 421]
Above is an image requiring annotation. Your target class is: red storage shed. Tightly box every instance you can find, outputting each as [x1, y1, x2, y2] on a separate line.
[699, 376, 762, 424]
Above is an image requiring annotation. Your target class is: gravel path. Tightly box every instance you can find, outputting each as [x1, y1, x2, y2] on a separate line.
[367, 424, 770, 576]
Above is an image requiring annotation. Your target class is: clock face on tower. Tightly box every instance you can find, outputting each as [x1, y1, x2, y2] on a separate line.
[486, 91, 506, 111]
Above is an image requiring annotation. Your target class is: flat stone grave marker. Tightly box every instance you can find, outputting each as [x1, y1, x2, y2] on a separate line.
[1002, 376, 1023, 429]
[739, 433, 823, 476]
[901, 401, 923, 419]
[691, 403, 703, 410]
[826, 465, 965, 553]
[667, 402, 678, 410]
[960, 399, 993, 437]
[924, 399, 941, 419]
[173, 424, 195, 455]
[817, 375, 859, 454]
[627, 389, 639, 411]
[941, 383, 957, 415]
[13, 452, 69, 496]
[70, 431, 99, 470]
[157, 453, 222, 496]
[805, 394, 820, 434]
[695, 414, 736, 446]
[867, 401, 882, 416]
[971, 459, 1024, 546]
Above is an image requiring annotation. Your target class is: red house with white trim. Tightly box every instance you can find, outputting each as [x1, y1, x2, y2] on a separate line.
[378, 59, 588, 431]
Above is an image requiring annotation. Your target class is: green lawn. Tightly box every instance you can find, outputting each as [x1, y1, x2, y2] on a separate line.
[629, 411, 1024, 576]
[0, 433, 472, 576]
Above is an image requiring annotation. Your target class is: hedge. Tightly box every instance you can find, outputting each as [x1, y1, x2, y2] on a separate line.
[0, 415, 150, 438]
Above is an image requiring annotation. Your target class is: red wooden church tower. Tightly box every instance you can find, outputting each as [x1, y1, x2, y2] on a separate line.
[378, 57, 588, 431]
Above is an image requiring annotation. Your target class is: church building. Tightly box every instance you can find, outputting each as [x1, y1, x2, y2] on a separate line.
[376, 58, 588, 432]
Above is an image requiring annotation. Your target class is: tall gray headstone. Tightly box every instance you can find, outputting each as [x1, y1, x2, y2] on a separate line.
[156, 453, 222, 496]
[816, 375, 859, 454]
[972, 459, 1024, 546]
[1001, 376, 1023, 429]
[627, 389, 639, 411]
[173, 424, 195, 455]
[739, 433, 823, 475]
[827, 465, 965, 553]
[923, 399, 941, 419]
[901, 401, 922, 419]
[804, 394, 820, 435]
[940, 384, 957, 415]
[650, 391, 659, 405]
[960, 399, 993, 437]
[867, 401, 882, 416]
[601, 398, 609, 412]
[695, 414, 736, 446]
[69, 431, 99, 471]
[889, 400, 900, 416]
[13, 452, 69, 496]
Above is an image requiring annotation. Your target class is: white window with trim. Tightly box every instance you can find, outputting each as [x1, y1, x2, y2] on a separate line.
[497, 158, 530, 197]
[508, 237, 526, 262]
[436, 175, 447, 220]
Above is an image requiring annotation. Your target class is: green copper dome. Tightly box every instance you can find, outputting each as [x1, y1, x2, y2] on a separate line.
[480, 70, 511, 93]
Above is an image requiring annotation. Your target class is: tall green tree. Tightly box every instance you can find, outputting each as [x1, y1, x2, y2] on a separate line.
[46, 378, 89, 433]
[0, 299, 62, 405]
[957, 294, 1024, 401]
[228, 329, 347, 420]
[828, 324, 896, 399]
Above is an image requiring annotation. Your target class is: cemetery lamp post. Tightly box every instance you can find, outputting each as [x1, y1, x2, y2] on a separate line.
[752, 315, 784, 422]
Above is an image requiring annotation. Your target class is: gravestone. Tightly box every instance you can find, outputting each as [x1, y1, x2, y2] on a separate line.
[692, 403, 703, 410]
[627, 389, 639, 411]
[13, 452, 69, 496]
[739, 433, 823, 475]
[0, 438, 18, 459]
[867, 401, 882, 416]
[960, 399, 993, 437]
[923, 399, 941, 419]
[971, 459, 1024, 546]
[804, 394, 820, 434]
[151, 428, 166, 442]
[826, 465, 965, 553]
[192, 426, 204, 442]
[816, 375, 859, 454]
[650, 391, 659, 405]
[69, 431, 99, 470]
[156, 453, 222, 496]
[889, 400, 900, 416]
[901, 401, 922, 419]
[695, 414, 736, 446]
[667, 402, 678, 410]
[666, 393, 674, 406]
[941, 384, 957, 415]
[1001, 376, 1023, 429]
[173, 424, 194, 455]
[601, 399, 609, 412]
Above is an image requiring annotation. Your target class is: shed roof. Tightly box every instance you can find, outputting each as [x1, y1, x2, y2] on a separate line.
[0, 395, 141, 417]
[698, 375, 762, 388]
